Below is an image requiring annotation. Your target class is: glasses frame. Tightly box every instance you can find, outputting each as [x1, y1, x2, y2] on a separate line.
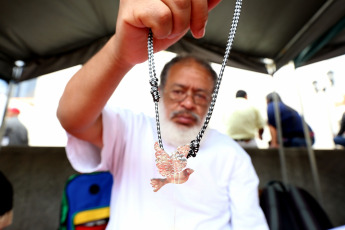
[165, 88, 212, 106]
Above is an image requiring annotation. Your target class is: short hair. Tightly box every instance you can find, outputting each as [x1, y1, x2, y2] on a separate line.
[159, 55, 217, 90]
[266, 92, 282, 103]
[236, 90, 247, 98]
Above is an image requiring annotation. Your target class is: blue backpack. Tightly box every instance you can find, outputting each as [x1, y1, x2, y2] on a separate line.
[59, 172, 113, 230]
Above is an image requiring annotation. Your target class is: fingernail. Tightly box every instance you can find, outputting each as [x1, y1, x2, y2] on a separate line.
[199, 20, 208, 37]
[168, 33, 180, 39]
[199, 27, 206, 37]
[193, 27, 205, 38]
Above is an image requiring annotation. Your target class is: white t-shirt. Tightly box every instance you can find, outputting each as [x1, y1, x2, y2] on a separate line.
[66, 106, 269, 230]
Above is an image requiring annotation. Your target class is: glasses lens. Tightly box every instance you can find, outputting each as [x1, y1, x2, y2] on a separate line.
[194, 93, 210, 105]
[169, 89, 210, 106]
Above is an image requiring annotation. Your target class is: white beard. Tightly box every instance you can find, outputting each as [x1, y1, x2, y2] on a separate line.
[158, 101, 204, 148]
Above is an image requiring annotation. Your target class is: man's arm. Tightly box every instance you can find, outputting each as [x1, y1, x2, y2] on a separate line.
[268, 124, 279, 148]
[258, 128, 264, 140]
[57, 0, 222, 148]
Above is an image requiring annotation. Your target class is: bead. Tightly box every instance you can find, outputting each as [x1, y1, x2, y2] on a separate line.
[148, 0, 242, 164]
[154, 142, 189, 177]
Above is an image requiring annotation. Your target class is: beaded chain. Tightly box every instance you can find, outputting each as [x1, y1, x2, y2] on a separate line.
[148, 0, 242, 159]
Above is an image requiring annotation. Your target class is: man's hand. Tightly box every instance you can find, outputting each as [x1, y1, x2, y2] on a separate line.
[112, 0, 222, 68]
[57, 0, 221, 147]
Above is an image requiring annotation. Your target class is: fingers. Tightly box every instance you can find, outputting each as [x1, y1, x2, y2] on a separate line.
[136, 0, 215, 39]
[114, 0, 221, 66]
[142, 0, 191, 39]
[190, 0, 208, 38]
[161, 0, 191, 39]
[189, 0, 222, 38]
[130, 1, 173, 39]
[208, 0, 222, 11]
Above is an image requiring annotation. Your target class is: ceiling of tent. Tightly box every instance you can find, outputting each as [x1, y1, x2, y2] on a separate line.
[0, 0, 345, 83]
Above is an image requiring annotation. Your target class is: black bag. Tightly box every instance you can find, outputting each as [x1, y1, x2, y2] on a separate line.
[260, 181, 333, 230]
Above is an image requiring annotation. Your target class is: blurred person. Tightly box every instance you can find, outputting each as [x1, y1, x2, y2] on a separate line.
[333, 112, 345, 147]
[266, 92, 314, 148]
[0, 171, 13, 229]
[1, 108, 28, 146]
[226, 90, 265, 148]
[57, 1, 269, 229]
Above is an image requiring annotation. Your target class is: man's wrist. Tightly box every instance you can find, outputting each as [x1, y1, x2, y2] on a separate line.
[105, 35, 135, 73]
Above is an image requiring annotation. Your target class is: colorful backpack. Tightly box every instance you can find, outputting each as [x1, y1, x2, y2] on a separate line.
[59, 172, 113, 230]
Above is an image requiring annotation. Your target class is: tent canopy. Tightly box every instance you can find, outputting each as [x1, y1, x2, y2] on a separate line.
[1, 0, 345, 83]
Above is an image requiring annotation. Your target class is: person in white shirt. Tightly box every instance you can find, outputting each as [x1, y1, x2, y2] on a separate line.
[57, 1, 269, 229]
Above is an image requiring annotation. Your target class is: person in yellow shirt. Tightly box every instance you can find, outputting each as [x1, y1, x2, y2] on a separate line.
[226, 90, 265, 148]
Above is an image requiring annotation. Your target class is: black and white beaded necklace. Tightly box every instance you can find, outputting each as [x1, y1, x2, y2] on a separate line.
[148, 0, 242, 188]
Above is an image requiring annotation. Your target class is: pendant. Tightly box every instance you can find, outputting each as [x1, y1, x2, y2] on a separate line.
[150, 142, 194, 192]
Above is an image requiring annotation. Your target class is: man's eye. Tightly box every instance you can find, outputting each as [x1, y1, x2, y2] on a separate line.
[172, 90, 184, 95]
[195, 94, 207, 100]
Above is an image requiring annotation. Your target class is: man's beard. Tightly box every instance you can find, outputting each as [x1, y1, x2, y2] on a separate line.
[159, 101, 204, 148]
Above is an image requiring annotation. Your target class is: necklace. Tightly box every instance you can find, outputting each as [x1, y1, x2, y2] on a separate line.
[149, 0, 242, 192]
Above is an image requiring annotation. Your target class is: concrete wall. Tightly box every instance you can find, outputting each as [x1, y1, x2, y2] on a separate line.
[0, 147, 76, 230]
[0, 147, 344, 229]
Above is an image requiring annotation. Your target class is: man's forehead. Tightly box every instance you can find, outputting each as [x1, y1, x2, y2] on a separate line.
[168, 61, 213, 79]
[159, 57, 216, 92]
[171, 58, 206, 70]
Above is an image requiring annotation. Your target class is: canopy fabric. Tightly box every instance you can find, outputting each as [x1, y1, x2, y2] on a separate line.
[0, 0, 345, 82]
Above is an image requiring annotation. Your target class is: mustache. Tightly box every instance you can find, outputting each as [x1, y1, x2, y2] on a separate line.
[169, 110, 201, 123]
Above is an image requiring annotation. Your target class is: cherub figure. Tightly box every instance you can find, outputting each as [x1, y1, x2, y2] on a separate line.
[150, 142, 194, 192]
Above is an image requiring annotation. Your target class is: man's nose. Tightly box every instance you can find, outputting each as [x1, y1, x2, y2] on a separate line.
[180, 93, 196, 109]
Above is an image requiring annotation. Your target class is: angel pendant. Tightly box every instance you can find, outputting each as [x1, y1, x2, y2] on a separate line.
[150, 142, 194, 192]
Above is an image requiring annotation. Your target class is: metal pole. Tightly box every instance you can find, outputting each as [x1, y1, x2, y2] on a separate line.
[272, 91, 288, 185]
[0, 60, 25, 148]
[266, 61, 288, 185]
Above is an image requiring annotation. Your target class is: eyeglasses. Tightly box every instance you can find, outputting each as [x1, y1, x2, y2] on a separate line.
[166, 88, 211, 106]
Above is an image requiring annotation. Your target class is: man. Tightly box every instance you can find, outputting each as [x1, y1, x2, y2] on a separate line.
[266, 92, 314, 148]
[2, 108, 28, 146]
[57, 1, 268, 229]
[226, 90, 265, 148]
